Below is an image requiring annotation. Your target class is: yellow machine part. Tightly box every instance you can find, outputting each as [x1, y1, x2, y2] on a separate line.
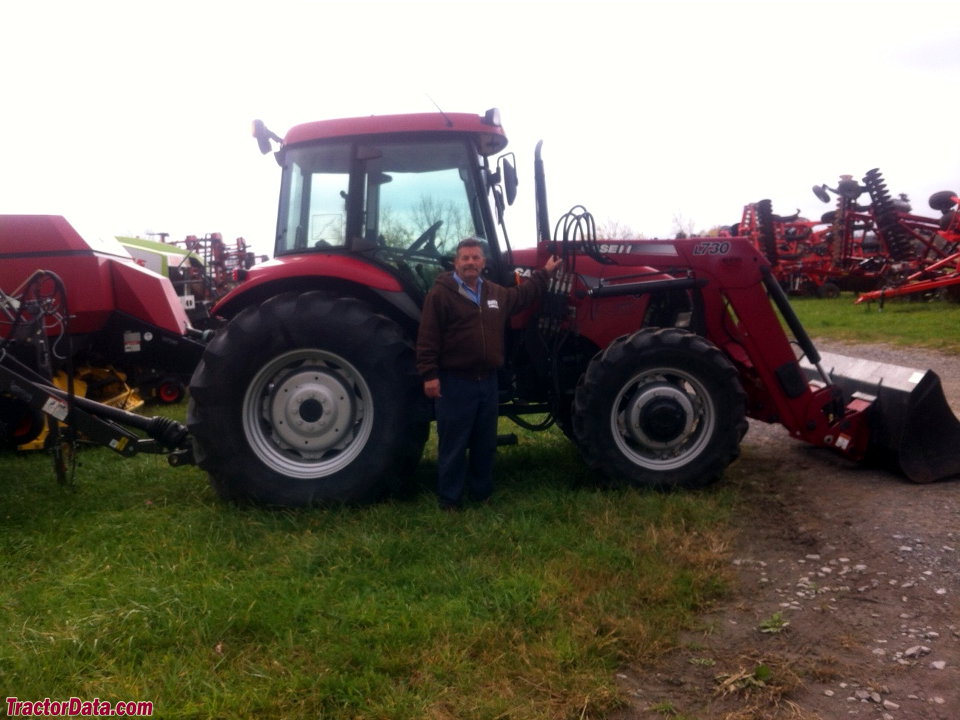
[19, 366, 145, 451]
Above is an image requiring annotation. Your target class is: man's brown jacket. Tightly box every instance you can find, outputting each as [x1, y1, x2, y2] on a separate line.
[415, 270, 549, 381]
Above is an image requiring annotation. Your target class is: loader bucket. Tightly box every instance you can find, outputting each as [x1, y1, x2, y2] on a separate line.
[800, 350, 960, 483]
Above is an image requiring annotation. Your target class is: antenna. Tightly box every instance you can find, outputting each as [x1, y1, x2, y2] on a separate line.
[426, 95, 453, 127]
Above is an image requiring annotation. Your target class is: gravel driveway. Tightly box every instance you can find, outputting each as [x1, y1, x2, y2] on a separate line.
[612, 340, 960, 720]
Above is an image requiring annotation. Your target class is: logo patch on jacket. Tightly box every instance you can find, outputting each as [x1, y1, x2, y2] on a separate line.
[487, 299, 500, 309]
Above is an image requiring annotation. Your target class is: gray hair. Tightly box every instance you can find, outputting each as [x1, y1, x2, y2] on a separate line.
[456, 237, 485, 254]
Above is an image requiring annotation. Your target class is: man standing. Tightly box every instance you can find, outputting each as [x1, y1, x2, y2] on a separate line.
[416, 237, 562, 510]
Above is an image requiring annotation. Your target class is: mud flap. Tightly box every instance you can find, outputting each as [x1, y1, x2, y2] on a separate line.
[800, 351, 960, 483]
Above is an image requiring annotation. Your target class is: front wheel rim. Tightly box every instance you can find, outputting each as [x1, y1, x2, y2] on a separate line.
[242, 349, 373, 479]
[611, 367, 715, 470]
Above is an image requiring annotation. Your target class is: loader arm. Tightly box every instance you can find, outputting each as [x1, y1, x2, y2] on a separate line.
[705, 261, 873, 459]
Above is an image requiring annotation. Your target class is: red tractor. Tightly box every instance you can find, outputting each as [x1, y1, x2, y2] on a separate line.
[4, 111, 959, 505]
[172, 109, 960, 506]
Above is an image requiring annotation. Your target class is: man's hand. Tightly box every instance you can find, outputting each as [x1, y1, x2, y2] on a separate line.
[423, 378, 441, 399]
[544, 255, 563, 275]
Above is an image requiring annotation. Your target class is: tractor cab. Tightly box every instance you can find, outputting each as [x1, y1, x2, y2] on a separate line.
[258, 110, 517, 299]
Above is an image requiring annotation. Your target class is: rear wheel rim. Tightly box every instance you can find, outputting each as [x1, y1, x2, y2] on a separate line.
[611, 367, 715, 470]
[242, 349, 373, 479]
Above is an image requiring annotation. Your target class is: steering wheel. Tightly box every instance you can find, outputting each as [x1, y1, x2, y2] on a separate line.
[401, 220, 443, 259]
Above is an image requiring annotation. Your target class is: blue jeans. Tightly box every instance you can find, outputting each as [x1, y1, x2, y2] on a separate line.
[435, 371, 499, 508]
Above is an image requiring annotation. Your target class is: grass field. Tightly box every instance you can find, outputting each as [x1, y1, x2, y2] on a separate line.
[2, 416, 735, 719]
[2, 293, 958, 719]
[791, 291, 960, 351]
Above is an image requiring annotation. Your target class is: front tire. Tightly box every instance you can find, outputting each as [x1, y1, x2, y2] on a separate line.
[572, 328, 746, 490]
[188, 292, 428, 506]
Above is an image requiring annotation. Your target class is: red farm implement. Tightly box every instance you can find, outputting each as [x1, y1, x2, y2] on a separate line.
[740, 170, 960, 298]
[855, 190, 960, 304]
[120, 233, 265, 329]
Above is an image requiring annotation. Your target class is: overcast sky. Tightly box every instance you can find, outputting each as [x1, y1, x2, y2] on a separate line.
[2, 0, 958, 255]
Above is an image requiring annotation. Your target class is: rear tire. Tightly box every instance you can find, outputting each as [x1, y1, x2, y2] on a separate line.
[188, 291, 428, 506]
[572, 328, 746, 490]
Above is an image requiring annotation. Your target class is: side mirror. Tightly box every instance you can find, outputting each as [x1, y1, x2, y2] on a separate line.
[503, 158, 518, 206]
[253, 119, 282, 155]
[497, 153, 518, 206]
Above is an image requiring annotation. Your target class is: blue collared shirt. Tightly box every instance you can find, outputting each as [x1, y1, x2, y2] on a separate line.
[453, 272, 483, 306]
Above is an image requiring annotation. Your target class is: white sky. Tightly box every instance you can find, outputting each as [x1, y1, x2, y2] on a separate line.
[2, 0, 958, 256]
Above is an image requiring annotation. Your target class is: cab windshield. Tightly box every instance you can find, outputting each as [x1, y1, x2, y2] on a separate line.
[276, 138, 491, 289]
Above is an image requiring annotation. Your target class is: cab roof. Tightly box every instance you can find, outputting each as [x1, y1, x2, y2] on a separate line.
[282, 110, 508, 156]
